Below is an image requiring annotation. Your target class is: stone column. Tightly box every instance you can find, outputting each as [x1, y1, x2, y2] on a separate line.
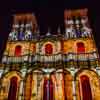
[18, 80, 24, 100]
[72, 80, 77, 100]
[70, 68, 78, 100]
[18, 67, 27, 100]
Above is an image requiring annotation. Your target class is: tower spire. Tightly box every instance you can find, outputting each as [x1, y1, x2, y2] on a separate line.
[46, 27, 51, 36]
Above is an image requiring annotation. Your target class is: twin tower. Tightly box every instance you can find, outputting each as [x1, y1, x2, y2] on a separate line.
[0, 8, 100, 100]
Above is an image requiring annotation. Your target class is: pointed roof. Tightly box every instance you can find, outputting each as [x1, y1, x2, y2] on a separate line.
[46, 28, 51, 36]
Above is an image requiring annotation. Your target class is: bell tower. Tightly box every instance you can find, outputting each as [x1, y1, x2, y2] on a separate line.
[63, 9, 100, 100]
[0, 13, 39, 100]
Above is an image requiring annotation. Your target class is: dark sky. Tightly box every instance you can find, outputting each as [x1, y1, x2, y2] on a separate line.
[0, 0, 100, 57]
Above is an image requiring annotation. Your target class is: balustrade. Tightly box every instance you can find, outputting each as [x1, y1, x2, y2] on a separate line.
[2, 51, 99, 68]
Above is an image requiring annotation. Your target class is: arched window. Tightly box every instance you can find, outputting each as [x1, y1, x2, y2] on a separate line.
[33, 44, 36, 53]
[15, 45, 22, 56]
[77, 42, 85, 53]
[43, 76, 53, 100]
[45, 44, 53, 55]
[8, 77, 18, 100]
[80, 75, 92, 100]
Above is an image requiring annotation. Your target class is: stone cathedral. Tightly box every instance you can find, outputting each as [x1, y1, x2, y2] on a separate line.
[0, 8, 100, 100]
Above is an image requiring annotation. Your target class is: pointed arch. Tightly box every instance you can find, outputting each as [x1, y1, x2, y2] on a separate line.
[8, 77, 18, 100]
[15, 45, 22, 56]
[80, 75, 92, 100]
[0, 71, 22, 100]
[75, 69, 100, 100]
[77, 42, 85, 53]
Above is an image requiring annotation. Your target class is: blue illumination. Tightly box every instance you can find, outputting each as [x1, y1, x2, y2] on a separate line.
[19, 32, 24, 40]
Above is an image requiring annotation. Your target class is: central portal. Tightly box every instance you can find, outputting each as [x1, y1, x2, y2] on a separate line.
[43, 76, 53, 100]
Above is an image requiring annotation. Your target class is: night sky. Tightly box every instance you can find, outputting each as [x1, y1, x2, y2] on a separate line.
[0, 0, 100, 58]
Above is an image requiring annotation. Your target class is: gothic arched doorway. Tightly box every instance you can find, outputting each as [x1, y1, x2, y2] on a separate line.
[80, 75, 92, 100]
[43, 76, 54, 100]
[76, 70, 100, 100]
[8, 77, 18, 100]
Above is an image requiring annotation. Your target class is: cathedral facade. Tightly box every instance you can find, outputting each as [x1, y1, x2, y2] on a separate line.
[0, 8, 100, 100]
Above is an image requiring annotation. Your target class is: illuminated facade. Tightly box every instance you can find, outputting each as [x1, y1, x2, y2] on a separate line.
[0, 9, 100, 100]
